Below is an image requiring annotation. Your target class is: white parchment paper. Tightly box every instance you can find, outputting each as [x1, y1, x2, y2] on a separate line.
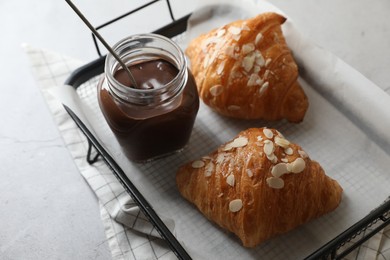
[53, 0, 390, 258]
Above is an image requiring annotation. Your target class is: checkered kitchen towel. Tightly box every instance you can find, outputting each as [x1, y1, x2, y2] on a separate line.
[23, 44, 176, 260]
[24, 44, 390, 260]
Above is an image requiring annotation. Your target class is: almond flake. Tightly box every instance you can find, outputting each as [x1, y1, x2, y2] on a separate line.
[267, 153, 277, 163]
[231, 136, 249, 148]
[216, 153, 226, 164]
[229, 199, 243, 212]
[225, 46, 235, 57]
[274, 136, 290, 148]
[231, 70, 242, 79]
[217, 60, 226, 75]
[259, 82, 269, 95]
[281, 158, 289, 163]
[256, 57, 265, 67]
[263, 128, 274, 139]
[218, 193, 224, 197]
[247, 74, 261, 87]
[256, 136, 263, 142]
[286, 163, 293, 172]
[228, 105, 241, 111]
[285, 147, 293, 155]
[203, 55, 210, 68]
[228, 26, 241, 35]
[266, 177, 284, 189]
[263, 140, 274, 155]
[265, 58, 272, 67]
[223, 143, 233, 151]
[209, 85, 224, 97]
[264, 69, 270, 79]
[291, 158, 306, 173]
[242, 43, 255, 55]
[233, 34, 241, 41]
[201, 37, 215, 51]
[254, 50, 265, 63]
[205, 162, 215, 177]
[216, 29, 226, 38]
[223, 136, 248, 151]
[226, 174, 235, 186]
[242, 24, 250, 31]
[298, 150, 308, 158]
[276, 130, 284, 137]
[253, 65, 261, 73]
[255, 33, 263, 45]
[246, 169, 253, 178]
[191, 160, 205, 168]
[242, 54, 255, 72]
[271, 163, 288, 178]
[208, 52, 218, 66]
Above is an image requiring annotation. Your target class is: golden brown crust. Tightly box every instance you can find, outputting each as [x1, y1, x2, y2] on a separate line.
[185, 12, 309, 122]
[176, 128, 342, 247]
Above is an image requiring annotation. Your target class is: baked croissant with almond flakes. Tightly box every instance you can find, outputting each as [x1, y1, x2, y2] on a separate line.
[176, 128, 342, 247]
[185, 12, 308, 122]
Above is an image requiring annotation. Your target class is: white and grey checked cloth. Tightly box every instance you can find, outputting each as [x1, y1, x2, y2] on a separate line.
[24, 44, 390, 260]
[23, 44, 176, 260]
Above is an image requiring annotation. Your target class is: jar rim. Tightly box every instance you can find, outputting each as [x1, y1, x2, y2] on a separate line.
[105, 33, 187, 96]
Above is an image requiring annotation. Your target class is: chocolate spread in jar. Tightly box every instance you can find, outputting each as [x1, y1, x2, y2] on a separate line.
[114, 59, 177, 90]
[98, 58, 199, 162]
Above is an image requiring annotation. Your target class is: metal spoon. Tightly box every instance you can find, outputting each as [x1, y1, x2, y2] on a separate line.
[65, 0, 138, 89]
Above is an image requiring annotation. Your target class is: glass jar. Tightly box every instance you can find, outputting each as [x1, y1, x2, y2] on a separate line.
[97, 34, 199, 162]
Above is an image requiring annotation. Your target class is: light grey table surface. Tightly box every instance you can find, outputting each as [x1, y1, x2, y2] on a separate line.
[0, 0, 389, 259]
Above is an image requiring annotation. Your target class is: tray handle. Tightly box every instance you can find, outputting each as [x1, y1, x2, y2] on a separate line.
[92, 0, 176, 56]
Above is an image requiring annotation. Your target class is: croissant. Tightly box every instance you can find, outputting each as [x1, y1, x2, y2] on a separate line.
[185, 12, 308, 123]
[176, 128, 342, 247]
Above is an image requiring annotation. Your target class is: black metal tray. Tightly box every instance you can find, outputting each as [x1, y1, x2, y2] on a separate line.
[64, 1, 390, 259]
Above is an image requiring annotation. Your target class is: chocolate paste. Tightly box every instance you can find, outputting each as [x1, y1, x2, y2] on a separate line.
[98, 59, 199, 162]
[114, 59, 177, 90]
